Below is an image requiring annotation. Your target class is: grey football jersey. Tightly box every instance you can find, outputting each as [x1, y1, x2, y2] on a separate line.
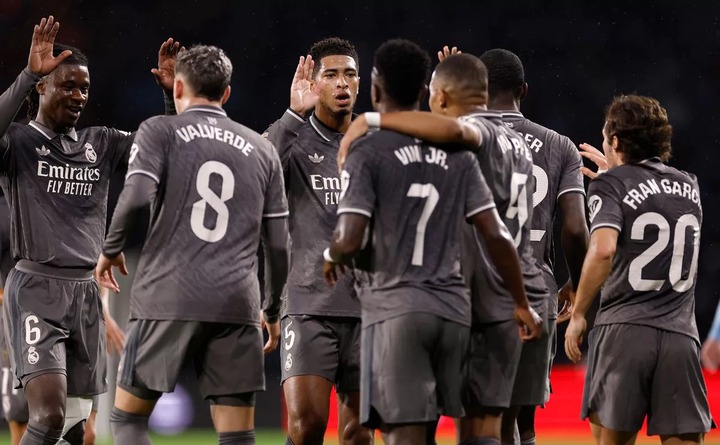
[503, 112, 585, 316]
[588, 158, 702, 342]
[128, 106, 288, 325]
[0, 121, 132, 269]
[462, 112, 549, 323]
[0, 195, 12, 284]
[266, 110, 359, 318]
[338, 130, 495, 327]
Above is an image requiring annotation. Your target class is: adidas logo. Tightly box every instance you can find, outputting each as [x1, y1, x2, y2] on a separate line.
[35, 145, 50, 157]
[308, 153, 324, 163]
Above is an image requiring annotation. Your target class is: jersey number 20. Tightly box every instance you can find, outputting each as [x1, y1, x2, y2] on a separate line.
[191, 161, 235, 242]
[629, 212, 700, 292]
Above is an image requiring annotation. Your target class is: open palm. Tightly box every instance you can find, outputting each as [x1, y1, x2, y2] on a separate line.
[28, 16, 72, 76]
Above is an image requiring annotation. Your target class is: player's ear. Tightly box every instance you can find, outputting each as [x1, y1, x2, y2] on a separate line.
[36, 78, 46, 96]
[221, 85, 231, 105]
[174, 78, 183, 100]
[519, 82, 528, 101]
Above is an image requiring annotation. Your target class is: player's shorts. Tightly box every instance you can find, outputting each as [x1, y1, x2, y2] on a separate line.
[1, 366, 28, 423]
[280, 314, 361, 393]
[119, 319, 263, 405]
[581, 324, 713, 436]
[360, 313, 469, 428]
[511, 311, 551, 406]
[3, 262, 106, 396]
[463, 319, 522, 412]
[543, 319, 557, 405]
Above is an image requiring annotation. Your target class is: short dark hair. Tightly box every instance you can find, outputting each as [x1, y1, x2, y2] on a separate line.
[433, 53, 488, 96]
[27, 43, 88, 120]
[175, 45, 232, 101]
[309, 37, 359, 77]
[479, 48, 525, 99]
[373, 39, 431, 108]
[605, 95, 673, 162]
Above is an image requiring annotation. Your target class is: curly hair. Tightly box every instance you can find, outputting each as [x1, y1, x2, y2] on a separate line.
[605, 95, 673, 163]
[373, 39, 431, 108]
[309, 37, 358, 78]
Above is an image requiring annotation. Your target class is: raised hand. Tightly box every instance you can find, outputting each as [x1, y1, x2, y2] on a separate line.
[579, 143, 609, 179]
[289, 55, 318, 117]
[152, 38, 184, 92]
[27, 16, 72, 76]
[437, 45, 461, 62]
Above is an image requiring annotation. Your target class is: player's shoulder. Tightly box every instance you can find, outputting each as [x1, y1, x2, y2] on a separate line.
[229, 120, 276, 156]
[590, 165, 633, 195]
[353, 129, 415, 154]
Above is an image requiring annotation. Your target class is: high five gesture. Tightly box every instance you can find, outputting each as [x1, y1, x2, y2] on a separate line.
[28, 16, 72, 76]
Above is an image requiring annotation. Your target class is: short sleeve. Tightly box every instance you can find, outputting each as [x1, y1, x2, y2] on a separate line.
[587, 175, 624, 233]
[458, 115, 492, 150]
[107, 128, 136, 174]
[337, 140, 375, 218]
[557, 136, 585, 198]
[464, 155, 496, 218]
[263, 143, 289, 218]
[126, 118, 167, 184]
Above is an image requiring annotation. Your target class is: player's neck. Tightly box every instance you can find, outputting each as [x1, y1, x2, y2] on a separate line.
[314, 107, 352, 134]
[488, 92, 521, 112]
[179, 98, 224, 113]
[35, 111, 73, 135]
[376, 101, 418, 114]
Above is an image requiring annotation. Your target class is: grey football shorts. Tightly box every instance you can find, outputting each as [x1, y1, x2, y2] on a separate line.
[280, 314, 361, 393]
[360, 313, 469, 428]
[581, 324, 713, 436]
[511, 311, 551, 406]
[119, 319, 263, 406]
[3, 267, 106, 397]
[463, 319, 523, 412]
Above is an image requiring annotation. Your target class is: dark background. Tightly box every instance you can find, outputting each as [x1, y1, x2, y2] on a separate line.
[1, 0, 718, 362]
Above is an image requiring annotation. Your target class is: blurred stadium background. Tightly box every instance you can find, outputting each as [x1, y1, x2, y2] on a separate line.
[1, 0, 719, 443]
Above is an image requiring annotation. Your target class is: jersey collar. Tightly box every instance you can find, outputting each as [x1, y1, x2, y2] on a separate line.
[183, 105, 227, 116]
[28, 120, 78, 141]
[501, 111, 524, 119]
[465, 110, 503, 121]
[309, 112, 357, 142]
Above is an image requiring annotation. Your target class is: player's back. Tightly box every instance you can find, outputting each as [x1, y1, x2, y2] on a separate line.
[502, 112, 584, 281]
[130, 106, 287, 326]
[341, 130, 495, 328]
[461, 111, 548, 323]
[589, 159, 702, 341]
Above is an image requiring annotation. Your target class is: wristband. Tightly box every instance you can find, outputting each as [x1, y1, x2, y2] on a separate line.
[365, 112, 381, 129]
[323, 247, 335, 263]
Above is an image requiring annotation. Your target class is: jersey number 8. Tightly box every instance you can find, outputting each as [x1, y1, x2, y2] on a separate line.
[191, 161, 235, 243]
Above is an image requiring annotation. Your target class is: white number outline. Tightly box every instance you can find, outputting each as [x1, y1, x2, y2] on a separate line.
[505, 173, 529, 247]
[283, 320, 295, 351]
[406, 183, 439, 266]
[530, 165, 550, 242]
[628, 212, 700, 292]
[190, 161, 235, 243]
[24, 315, 40, 346]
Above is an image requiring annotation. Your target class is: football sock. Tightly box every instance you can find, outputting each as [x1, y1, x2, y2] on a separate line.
[110, 406, 151, 445]
[62, 420, 86, 445]
[460, 438, 501, 445]
[520, 439, 536, 445]
[19, 420, 63, 445]
[285, 437, 296, 445]
[218, 430, 255, 444]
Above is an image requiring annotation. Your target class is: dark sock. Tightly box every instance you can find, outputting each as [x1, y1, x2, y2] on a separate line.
[285, 437, 296, 445]
[62, 420, 86, 445]
[110, 406, 152, 445]
[460, 438, 502, 445]
[218, 429, 255, 444]
[19, 421, 63, 445]
[520, 439, 535, 445]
